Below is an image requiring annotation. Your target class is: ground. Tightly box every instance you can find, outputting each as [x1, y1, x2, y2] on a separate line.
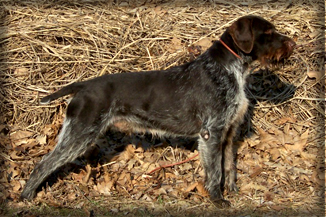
[0, 0, 324, 216]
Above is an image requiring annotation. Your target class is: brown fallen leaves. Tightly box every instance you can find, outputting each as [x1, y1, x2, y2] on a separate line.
[234, 115, 322, 211]
[89, 144, 204, 202]
[0, 112, 322, 213]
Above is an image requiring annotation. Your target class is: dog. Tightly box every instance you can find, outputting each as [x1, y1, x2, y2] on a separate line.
[21, 15, 295, 206]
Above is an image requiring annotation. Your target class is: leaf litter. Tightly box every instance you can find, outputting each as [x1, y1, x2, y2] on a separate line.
[0, 0, 324, 216]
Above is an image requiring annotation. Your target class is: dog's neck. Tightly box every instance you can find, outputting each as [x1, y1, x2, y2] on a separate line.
[219, 39, 242, 60]
[219, 31, 253, 65]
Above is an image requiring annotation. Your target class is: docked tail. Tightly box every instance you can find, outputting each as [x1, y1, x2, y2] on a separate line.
[40, 83, 83, 104]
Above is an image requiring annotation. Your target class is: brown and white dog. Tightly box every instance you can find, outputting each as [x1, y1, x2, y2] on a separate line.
[21, 15, 295, 206]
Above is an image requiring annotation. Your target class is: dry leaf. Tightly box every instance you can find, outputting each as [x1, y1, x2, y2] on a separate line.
[95, 179, 113, 196]
[153, 188, 167, 196]
[120, 144, 135, 161]
[286, 129, 309, 153]
[153, 6, 167, 16]
[155, 160, 165, 168]
[127, 158, 137, 170]
[12, 180, 21, 192]
[273, 129, 286, 146]
[8, 166, 20, 178]
[264, 191, 274, 201]
[196, 181, 209, 197]
[36, 135, 47, 145]
[307, 71, 324, 80]
[0, 124, 6, 132]
[132, 191, 143, 200]
[42, 125, 54, 135]
[140, 194, 153, 202]
[164, 172, 176, 179]
[187, 45, 202, 57]
[270, 205, 286, 211]
[72, 170, 86, 183]
[270, 148, 281, 161]
[83, 164, 92, 184]
[249, 166, 263, 178]
[194, 38, 212, 50]
[240, 181, 254, 193]
[246, 137, 259, 148]
[308, 31, 320, 39]
[184, 182, 198, 193]
[179, 163, 192, 171]
[283, 130, 294, 145]
[10, 152, 25, 160]
[301, 152, 316, 160]
[14, 67, 29, 76]
[167, 37, 183, 52]
[256, 142, 271, 151]
[274, 117, 295, 125]
[10, 130, 34, 141]
[257, 128, 279, 146]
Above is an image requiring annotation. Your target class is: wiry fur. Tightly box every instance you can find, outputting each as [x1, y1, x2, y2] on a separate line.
[21, 15, 295, 206]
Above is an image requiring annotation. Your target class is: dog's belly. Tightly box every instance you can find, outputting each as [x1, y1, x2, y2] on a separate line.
[111, 119, 199, 138]
[108, 107, 203, 138]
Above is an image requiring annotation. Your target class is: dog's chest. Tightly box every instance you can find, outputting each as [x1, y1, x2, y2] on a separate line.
[227, 62, 249, 125]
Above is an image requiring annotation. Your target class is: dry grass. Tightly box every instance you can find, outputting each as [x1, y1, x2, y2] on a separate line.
[0, 0, 324, 216]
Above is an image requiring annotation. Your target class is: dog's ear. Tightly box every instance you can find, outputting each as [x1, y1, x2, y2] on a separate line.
[229, 17, 254, 53]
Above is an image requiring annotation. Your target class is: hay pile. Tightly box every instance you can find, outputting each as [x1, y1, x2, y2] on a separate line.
[0, 0, 324, 216]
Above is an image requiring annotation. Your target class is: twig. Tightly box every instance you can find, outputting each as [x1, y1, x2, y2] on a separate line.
[147, 153, 199, 174]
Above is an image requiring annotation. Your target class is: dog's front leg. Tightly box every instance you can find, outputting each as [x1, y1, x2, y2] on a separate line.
[223, 125, 238, 192]
[198, 126, 231, 207]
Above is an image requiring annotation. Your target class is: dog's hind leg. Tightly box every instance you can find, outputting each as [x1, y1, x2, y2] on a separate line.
[198, 125, 231, 207]
[20, 118, 98, 200]
[21, 96, 103, 200]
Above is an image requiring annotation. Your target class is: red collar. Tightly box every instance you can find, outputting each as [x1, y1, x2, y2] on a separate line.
[219, 39, 242, 60]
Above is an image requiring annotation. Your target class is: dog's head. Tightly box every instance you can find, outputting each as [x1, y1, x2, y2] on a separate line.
[228, 15, 296, 65]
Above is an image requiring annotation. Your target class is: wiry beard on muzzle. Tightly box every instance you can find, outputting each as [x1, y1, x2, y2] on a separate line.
[258, 45, 295, 67]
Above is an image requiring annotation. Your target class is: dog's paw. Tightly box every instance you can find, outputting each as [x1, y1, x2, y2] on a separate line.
[210, 198, 231, 208]
[224, 171, 238, 193]
[225, 180, 238, 193]
[20, 189, 36, 201]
